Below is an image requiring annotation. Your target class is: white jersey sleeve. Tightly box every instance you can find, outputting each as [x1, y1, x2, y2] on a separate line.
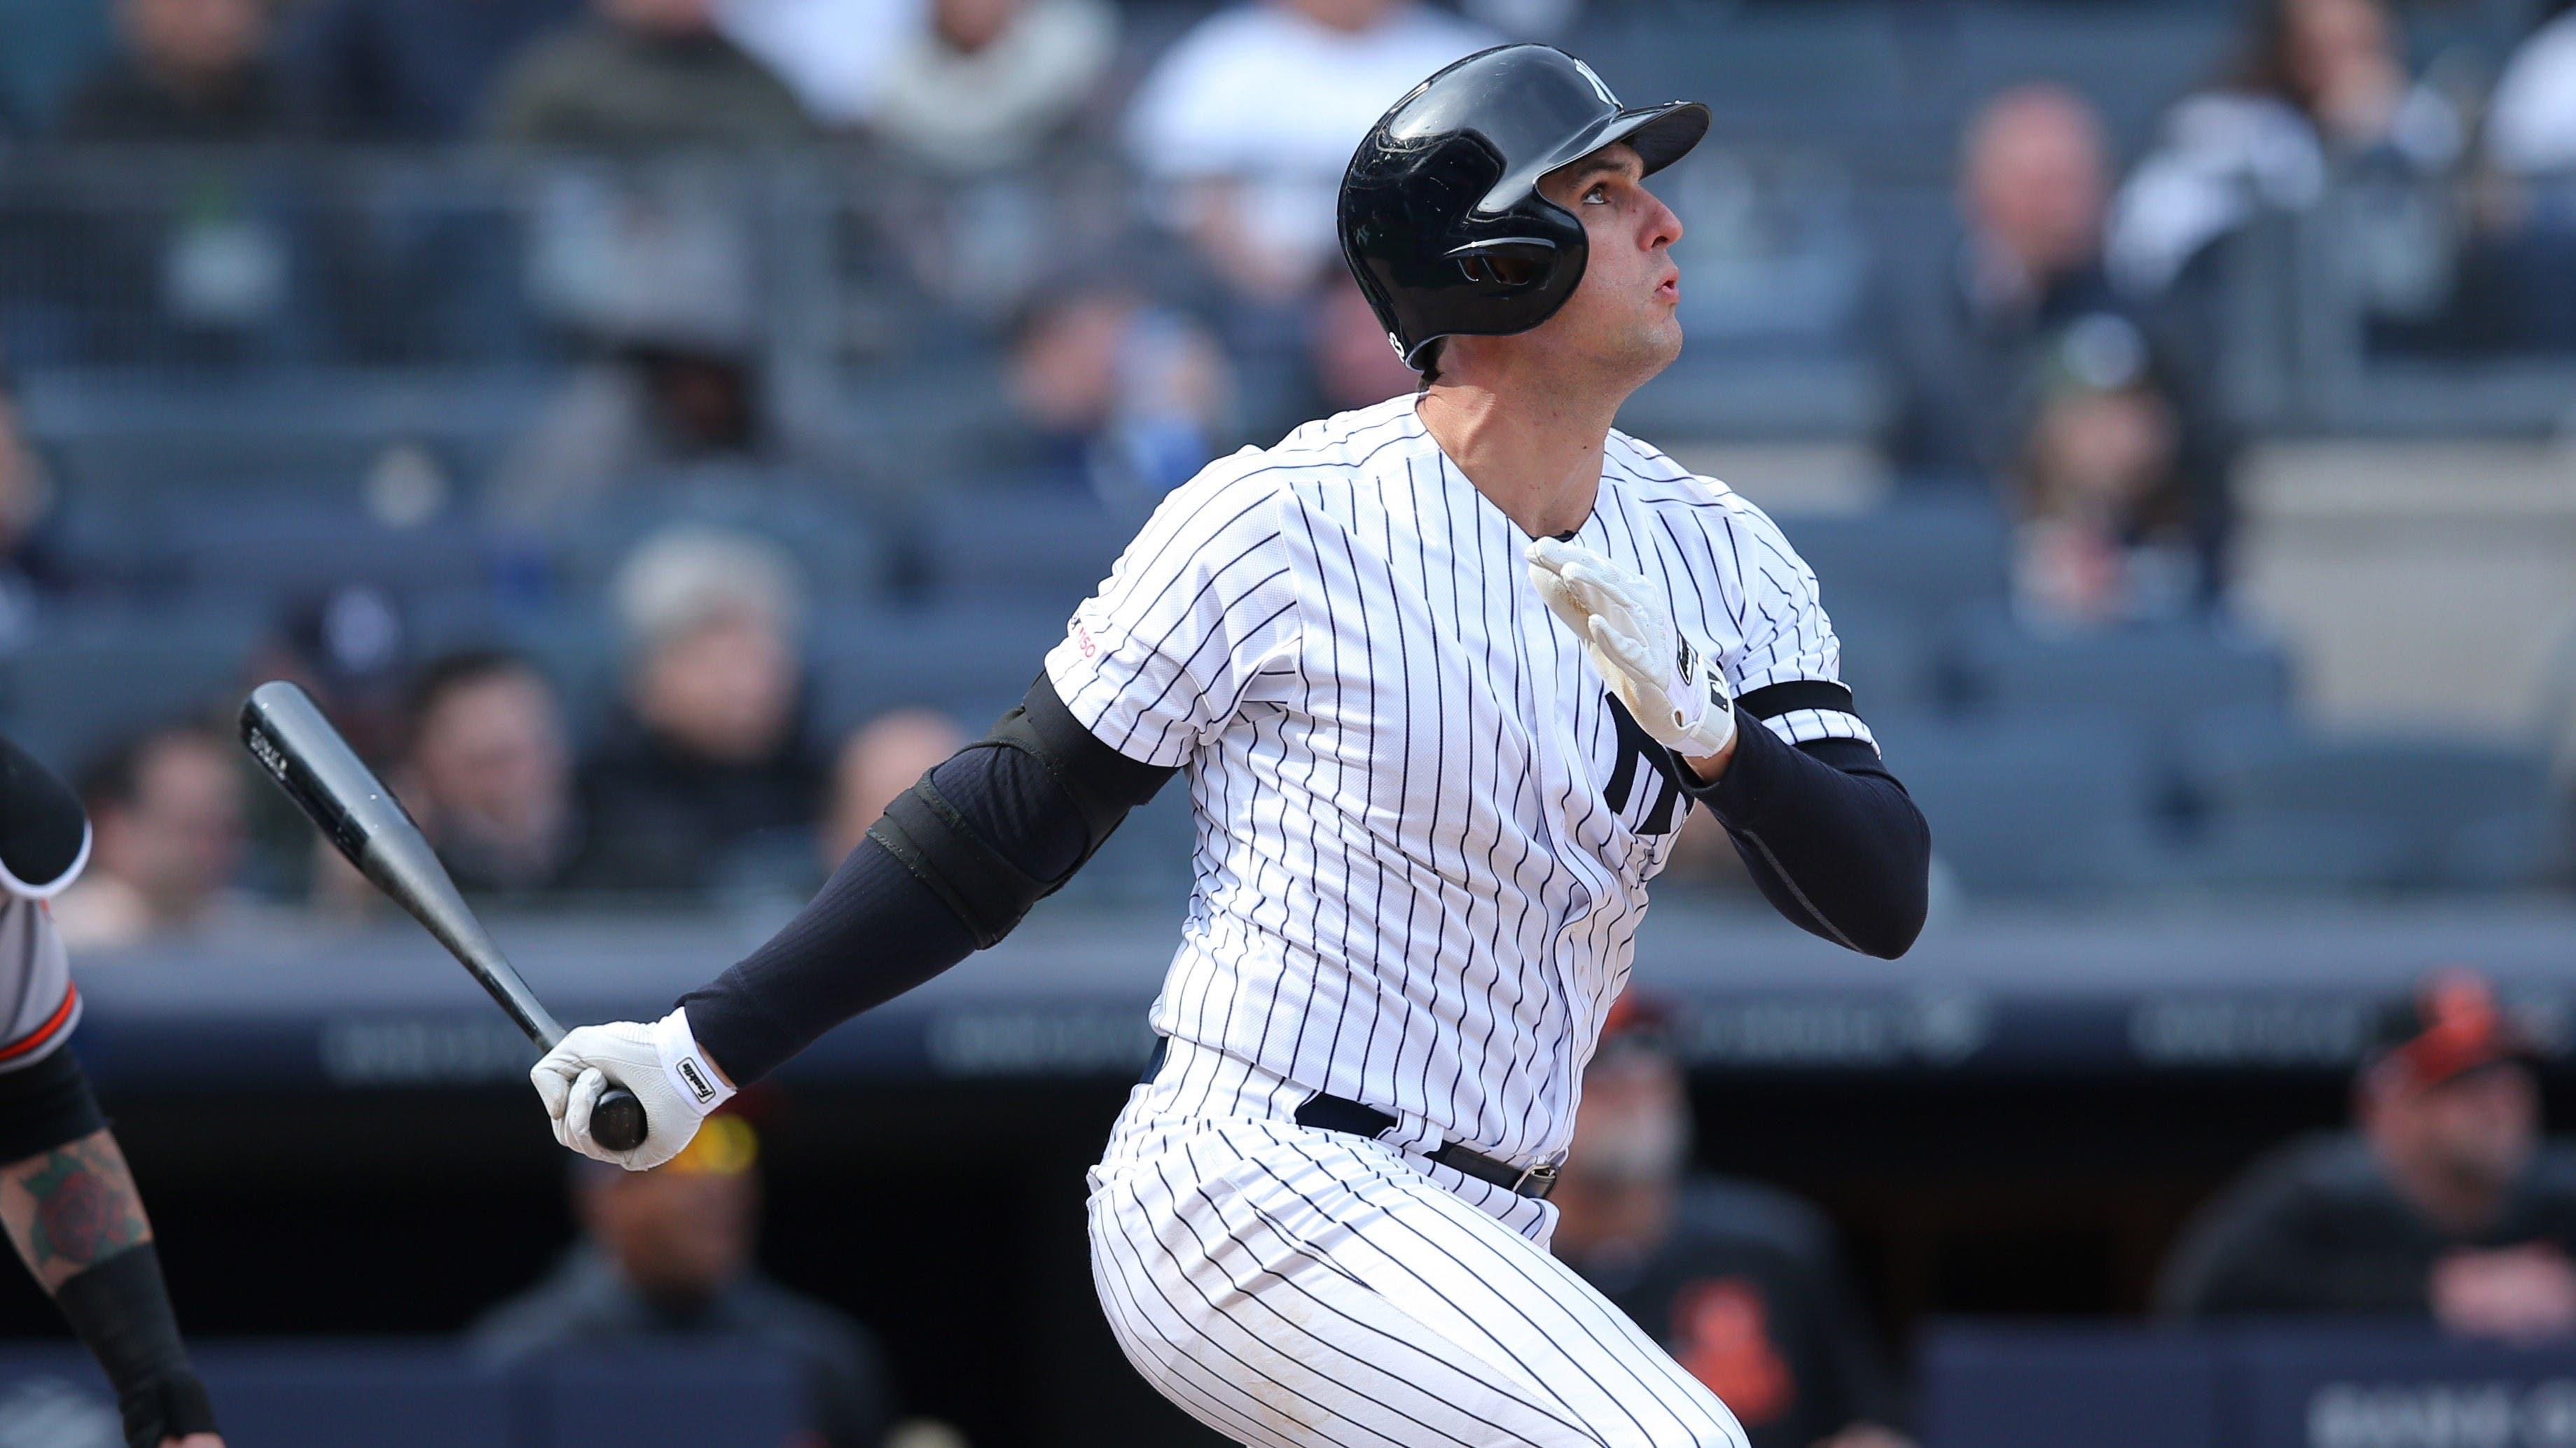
[1700, 492, 1878, 754]
[1046, 464, 1309, 768]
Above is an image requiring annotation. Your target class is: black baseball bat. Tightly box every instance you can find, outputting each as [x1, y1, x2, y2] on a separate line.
[240, 680, 649, 1153]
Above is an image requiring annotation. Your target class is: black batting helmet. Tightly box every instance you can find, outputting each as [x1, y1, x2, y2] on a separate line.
[1337, 45, 1710, 373]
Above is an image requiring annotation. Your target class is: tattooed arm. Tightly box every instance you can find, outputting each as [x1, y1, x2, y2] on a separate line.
[0, 1051, 219, 1448]
[0, 1127, 152, 1292]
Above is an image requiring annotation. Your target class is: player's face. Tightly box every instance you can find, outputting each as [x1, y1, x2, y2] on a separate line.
[1533, 144, 1686, 382]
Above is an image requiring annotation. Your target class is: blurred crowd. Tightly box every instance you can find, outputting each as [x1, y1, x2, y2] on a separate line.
[0, 0, 2574, 606]
[0, 0, 2571, 919]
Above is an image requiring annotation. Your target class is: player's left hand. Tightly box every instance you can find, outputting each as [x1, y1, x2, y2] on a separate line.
[1525, 537, 1737, 760]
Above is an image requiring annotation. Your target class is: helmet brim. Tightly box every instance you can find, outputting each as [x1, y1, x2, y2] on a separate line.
[1474, 99, 1711, 216]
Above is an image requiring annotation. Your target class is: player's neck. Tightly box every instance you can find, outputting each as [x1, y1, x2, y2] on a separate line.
[1415, 375, 1618, 539]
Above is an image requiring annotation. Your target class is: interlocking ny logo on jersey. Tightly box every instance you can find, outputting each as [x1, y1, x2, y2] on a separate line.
[1605, 698, 1685, 835]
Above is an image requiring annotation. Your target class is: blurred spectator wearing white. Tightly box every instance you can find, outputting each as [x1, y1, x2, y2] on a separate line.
[2011, 316, 2203, 629]
[2161, 969, 2576, 1338]
[282, 0, 581, 140]
[486, 0, 810, 148]
[2491, 3, 2576, 176]
[580, 526, 824, 893]
[55, 0, 288, 141]
[820, 709, 967, 872]
[399, 651, 591, 896]
[1007, 288, 1234, 510]
[1124, 0, 1498, 300]
[715, 0, 922, 130]
[868, 0, 1116, 172]
[53, 725, 249, 949]
[2109, 0, 2462, 302]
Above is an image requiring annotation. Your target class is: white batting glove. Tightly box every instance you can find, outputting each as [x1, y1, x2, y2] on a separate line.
[1526, 537, 1738, 759]
[529, 1007, 736, 1171]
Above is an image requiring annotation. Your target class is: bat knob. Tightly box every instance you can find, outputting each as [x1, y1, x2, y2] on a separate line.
[592, 1087, 649, 1154]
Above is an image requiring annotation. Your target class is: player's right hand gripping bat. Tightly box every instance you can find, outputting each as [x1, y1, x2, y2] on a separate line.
[240, 680, 649, 1153]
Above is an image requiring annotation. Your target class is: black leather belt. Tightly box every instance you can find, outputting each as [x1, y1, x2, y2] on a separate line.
[1136, 1039, 1560, 1200]
[1291, 1092, 1563, 1200]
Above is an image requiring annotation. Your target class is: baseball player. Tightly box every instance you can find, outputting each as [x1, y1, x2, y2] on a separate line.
[0, 735, 220, 1448]
[535, 43, 1930, 1447]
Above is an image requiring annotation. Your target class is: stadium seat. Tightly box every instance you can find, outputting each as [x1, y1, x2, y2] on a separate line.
[918, 487, 1135, 610]
[2181, 730, 2568, 891]
[1773, 500, 2012, 632]
[1820, 598, 1938, 719]
[809, 603, 1070, 738]
[0, 606, 264, 772]
[1946, 613, 2294, 735]
[1874, 714, 2168, 896]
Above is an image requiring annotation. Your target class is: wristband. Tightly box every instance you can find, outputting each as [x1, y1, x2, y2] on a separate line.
[53, 1244, 217, 1446]
[652, 1006, 735, 1117]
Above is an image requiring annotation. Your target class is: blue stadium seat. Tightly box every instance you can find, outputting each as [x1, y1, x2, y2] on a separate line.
[0, 606, 265, 772]
[552, 475, 892, 600]
[919, 487, 1135, 610]
[809, 603, 1069, 738]
[1946, 613, 2294, 734]
[1821, 598, 1938, 718]
[2181, 730, 2567, 891]
[1875, 714, 2168, 896]
[1773, 500, 2011, 629]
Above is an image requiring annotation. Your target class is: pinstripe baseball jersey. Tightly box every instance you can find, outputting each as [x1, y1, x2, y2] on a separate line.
[1046, 394, 1869, 1174]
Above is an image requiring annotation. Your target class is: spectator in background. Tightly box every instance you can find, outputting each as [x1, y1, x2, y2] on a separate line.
[1123, 0, 1497, 302]
[581, 526, 824, 893]
[281, 0, 581, 140]
[1882, 85, 2123, 490]
[2108, 0, 2461, 310]
[819, 709, 966, 872]
[2011, 316, 2203, 628]
[716, 0, 922, 132]
[1308, 270, 1421, 413]
[471, 1107, 894, 1447]
[52, 725, 249, 949]
[1005, 288, 1233, 510]
[486, 0, 810, 149]
[1554, 1000, 1911, 1448]
[2160, 970, 2576, 1338]
[398, 650, 593, 896]
[2489, 0, 2576, 178]
[0, 370, 64, 642]
[55, 0, 289, 141]
[867, 0, 1115, 174]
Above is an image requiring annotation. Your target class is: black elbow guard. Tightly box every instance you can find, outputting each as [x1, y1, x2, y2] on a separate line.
[869, 676, 1176, 949]
[0, 733, 88, 898]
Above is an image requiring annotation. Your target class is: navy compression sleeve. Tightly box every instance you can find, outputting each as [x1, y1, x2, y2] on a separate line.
[679, 680, 1176, 1083]
[1681, 706, 1931, 959]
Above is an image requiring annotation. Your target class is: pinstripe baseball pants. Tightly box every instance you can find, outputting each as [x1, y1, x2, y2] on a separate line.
[1088, 1044, 1747, 1448]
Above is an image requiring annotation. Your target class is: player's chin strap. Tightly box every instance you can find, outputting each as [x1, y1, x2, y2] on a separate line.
[870, 676, 1177, 949]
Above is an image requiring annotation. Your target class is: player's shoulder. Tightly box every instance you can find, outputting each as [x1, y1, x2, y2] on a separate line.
[1168, 398, 1425, 506]
[1603, 429, 1746, 513]
[1602, 429, 1804, 548]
